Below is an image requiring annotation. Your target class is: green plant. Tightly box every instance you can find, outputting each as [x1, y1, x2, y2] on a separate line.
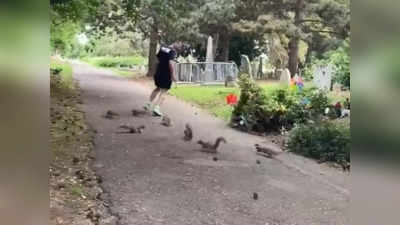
[287, 120, 350, 165]
[304, 88, 330, 117]
[231, 74, 333, 133]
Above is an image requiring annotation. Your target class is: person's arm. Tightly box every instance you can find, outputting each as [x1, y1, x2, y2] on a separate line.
[169, 60, 177, 82]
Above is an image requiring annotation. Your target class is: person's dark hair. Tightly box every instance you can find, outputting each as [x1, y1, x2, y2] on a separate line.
[169, 42, 184, 55]
[169, 42, 193, 57]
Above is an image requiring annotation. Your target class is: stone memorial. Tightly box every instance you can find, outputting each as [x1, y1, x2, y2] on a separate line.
[313, 65, 333, 91]
[240, 54, 252, 77]
[205, 36, 214, 82]
[279, 68, 291, 86]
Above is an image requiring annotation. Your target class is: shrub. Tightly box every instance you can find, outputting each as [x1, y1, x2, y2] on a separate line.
[231, 74, 330, 132]
[287, 120, 350, 165]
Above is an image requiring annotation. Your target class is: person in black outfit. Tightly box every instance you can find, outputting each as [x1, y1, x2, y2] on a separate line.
[144, 42, 183, 116]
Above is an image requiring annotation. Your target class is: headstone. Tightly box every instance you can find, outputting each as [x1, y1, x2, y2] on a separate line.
[206, 36, 214, 62]
[279, 68, 291, 86]
[240, 55, 252, 76]
[205, 36, 214, 82]
[313, 65, 333, 91]
[224, 75, 237, 87]
[251, 60, 259, 78]
[332, 82, 342, 92]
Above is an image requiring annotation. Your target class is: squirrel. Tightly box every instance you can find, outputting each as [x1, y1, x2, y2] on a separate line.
[161, 116, 172, 127]
[132, 109, 147, 117]
[254, 144, 280, 158]
[118, 125, 145, 134]
[197, 137, 227, 154]
[183, 123, 193, 141]
[104, 110, 119, 119]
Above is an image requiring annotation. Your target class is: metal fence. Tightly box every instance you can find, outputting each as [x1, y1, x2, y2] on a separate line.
[174, 62, 239, 84]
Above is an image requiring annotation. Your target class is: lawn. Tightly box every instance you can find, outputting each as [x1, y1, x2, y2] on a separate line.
[170, 81, 349, 121]
[82, 56, 147, 78]
[169, 83, 284, 121]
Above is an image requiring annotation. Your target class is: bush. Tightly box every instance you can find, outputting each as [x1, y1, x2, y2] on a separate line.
[231, 74, 330, 133]
[287, 120, 350, 165]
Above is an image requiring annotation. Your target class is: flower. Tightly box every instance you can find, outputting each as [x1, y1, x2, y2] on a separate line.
[226, 93, 238, 106]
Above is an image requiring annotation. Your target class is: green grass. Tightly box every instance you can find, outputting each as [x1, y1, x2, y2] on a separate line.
[82, 56, 147, 78]
[82, 56, 147, 68]
[69, 185, 84, 197]
[170, 85, 239, 121]
[50, 58, 74, 88]
[169, 83, 283, 121]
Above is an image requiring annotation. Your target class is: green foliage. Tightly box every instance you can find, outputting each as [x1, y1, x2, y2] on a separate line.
[287, 120, 350, 164]
[327, 41, 350, 88]
[50, 20, 80, 56]
[304, 88, 330, 116]
[229, 34, 262, 66]
[90, 30, 148, 57]
[232, 74, 331, 132]
[83, 56, 147, 68]
[50, 59, 74, 90]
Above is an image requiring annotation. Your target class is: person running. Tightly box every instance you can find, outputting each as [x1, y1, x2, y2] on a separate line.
[144, 42, 183, 116]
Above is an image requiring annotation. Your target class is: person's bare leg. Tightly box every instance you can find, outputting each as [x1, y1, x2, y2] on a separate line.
[150, 87, 161, 102]
[144, 87, 160, 111]
[154, 89, 167, 106]
[152, 89, 168, 116]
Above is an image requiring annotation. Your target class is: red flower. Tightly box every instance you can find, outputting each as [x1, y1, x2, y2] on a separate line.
[226, 93, 238, 106]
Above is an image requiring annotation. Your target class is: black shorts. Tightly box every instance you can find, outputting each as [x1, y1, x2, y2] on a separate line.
[154, 74, 172, 90]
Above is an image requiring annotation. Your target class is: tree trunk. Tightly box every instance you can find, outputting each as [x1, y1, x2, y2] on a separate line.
[288, 0, 304, 77]
[288, 38, 299, 77]
[147, 25, 159, 77]
[212, 33, 219, 61]
[216, 32, 231, 62]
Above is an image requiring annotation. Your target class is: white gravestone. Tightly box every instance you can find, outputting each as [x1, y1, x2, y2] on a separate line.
[240, 55, 252, 77]
[279, 68, 291, 86]
[205, 36, 214, 82]
[313, 65, 333, 91]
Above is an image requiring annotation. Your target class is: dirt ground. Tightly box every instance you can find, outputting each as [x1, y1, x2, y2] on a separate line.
[50, 71, 117, 225]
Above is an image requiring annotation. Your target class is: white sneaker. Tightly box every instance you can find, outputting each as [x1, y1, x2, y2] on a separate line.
[143, 103, 152, 111]
[152, 105, 163, 117]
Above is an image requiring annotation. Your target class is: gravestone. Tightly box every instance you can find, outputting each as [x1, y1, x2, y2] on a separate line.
[279, 68, 291, 86]
[240, 55, 252, 77]
[224, 75, 237, 87]
[205, 36, 214, 82]
[332, 82, 342, 92]
[251, 60, 259, 78]
[313, 65, 333, 91]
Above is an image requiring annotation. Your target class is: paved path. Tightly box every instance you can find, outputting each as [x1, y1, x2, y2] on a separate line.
[73, 62, 349, 225]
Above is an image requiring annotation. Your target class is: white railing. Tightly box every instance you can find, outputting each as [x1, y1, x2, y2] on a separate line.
[174, 62, 239, 84]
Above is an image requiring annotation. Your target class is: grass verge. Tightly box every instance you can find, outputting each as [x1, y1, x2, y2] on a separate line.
[82, 56, 147, 78]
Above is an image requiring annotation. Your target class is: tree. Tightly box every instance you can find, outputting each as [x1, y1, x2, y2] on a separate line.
[130, 0, 201, 76]
[50, 0, 101, 56]
[233, 0, 350, 77]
